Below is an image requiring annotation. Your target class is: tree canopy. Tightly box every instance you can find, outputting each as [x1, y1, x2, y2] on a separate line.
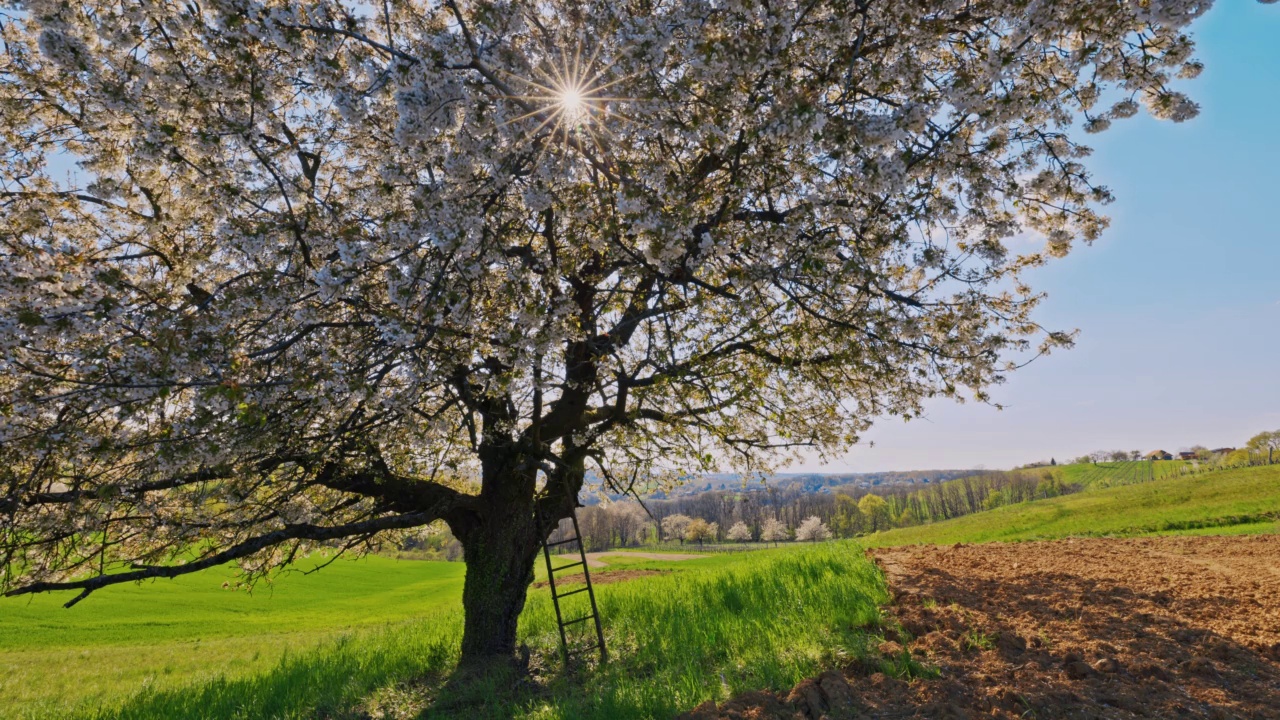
[725, 521, 752, 542]
[1246, 431, 1280, 454]
[760, 518, 789, 545]
[794, 516, 831, 542]
[0, 0, 1252, 664]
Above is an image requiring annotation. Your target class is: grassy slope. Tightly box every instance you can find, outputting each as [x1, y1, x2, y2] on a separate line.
[0, 544, 888, 720]
[0, 555, 468, 649]
[11, 462, 1278, 718]
[867, 463, 1280, 547]
[1056, 459, 1196, 488]
[0, 556, 467, 714]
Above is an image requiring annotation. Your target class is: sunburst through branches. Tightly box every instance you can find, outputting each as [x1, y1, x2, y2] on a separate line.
[500, 43, 633, 162]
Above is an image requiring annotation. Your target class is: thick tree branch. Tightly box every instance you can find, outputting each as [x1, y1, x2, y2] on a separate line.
[1, 466, 235, 513]
[313, 460, 477, 523]
[4, 512, 440, 608]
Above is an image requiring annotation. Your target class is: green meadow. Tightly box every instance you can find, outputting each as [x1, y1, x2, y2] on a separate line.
[0, 556, 467, 715]
[7, 463, 1279, 719]
[866, 463, 1280, 547]
[0, 545, 890, 720]
[1056, 458, 1198, 488]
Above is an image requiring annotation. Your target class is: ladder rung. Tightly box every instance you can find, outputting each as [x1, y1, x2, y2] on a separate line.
[546, 537, 581, 547]
[550, 560, 585, 573]
[561, 614, 594, 626]
[555, 586, 590, 600]
[566, 643, 602, 656]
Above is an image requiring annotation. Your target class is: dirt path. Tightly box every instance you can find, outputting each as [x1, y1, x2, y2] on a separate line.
[532, 568, 670, 589]
[582, 551, 707, 569]
[680, 535, 1280, 720]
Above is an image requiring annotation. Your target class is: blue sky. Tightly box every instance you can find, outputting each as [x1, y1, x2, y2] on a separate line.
[801, 1, 1280, 472]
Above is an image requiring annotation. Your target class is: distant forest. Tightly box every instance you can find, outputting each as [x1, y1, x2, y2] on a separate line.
[405, 466, 1070, 559]
[403, 439, 1278, 559]
[626, 468, 980, 500]
[565, 467, 1073, 551]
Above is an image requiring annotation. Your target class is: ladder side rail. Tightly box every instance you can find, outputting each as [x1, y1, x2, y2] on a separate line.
[571, 510, 608, 663]
[538, 509, 572, 667]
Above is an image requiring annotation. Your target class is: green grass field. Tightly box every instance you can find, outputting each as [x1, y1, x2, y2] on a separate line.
[1056, 459, 1198, 488]
[868, 463, 1280, 547]
[0, 544, 889, 719]
[8, 462, 1278, 719]
[0, 555, 468, 716]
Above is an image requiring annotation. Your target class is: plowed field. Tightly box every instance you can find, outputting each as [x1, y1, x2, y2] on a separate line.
[681, 535, 1280, 719]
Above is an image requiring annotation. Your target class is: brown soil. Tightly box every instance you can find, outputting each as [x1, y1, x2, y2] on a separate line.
[678, 535, 1280, 720]
[585, 551, 708, 568]
[531, 568, 668, 589]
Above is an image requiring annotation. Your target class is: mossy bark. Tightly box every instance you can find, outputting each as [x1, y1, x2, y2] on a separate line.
[457, 502, 542, 665]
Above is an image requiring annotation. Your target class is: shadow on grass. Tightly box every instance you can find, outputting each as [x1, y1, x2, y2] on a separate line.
[84, 623, 687, 720]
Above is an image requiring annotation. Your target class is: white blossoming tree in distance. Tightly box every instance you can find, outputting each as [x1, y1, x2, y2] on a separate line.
[0, 0, 1259, 667]
[795, 516, 832, 542]
[661, 514, 694, 545]
[761, 518, 790, 546]
[726, 521, 753, 543]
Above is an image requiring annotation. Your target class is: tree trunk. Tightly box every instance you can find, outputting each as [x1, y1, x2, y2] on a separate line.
[457, 504, 542, 667]
[451, 437, 584, 669]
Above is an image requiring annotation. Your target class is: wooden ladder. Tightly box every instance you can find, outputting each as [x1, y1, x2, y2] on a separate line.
[538, 508, 607, 667]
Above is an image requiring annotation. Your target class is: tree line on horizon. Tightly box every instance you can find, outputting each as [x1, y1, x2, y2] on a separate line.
[404, 466, 1068, 557]
[404, 428, 1280, 558]
[1067, 429, 1280, 468]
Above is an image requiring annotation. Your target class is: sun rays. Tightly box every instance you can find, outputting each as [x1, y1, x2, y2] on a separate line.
[497, 41, 635, 166]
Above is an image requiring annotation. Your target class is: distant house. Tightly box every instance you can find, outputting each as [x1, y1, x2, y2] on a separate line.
[1178, 451, 1198, 461]
[1146, 450, 1173, 461]
[1210, 448, 1235, 455]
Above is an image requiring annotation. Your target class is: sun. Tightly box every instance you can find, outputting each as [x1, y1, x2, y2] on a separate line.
[553, 84, 592, 129]
[557, 86, 586, 120]
[498, 46, 633, 156]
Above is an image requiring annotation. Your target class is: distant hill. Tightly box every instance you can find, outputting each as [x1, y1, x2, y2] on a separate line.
[865, 463, 1280, 546]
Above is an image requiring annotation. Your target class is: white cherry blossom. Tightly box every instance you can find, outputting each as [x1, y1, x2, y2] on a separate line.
[0, 0, 1263, 665]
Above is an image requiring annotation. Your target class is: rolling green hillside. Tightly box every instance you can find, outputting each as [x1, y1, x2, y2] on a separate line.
[867, 463, 1280, 547]
[7, 462, 1278, 719]
[1057, 458, 1199, 488]
[0, 555, 467, 716]
[0, 545, 889, 720]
